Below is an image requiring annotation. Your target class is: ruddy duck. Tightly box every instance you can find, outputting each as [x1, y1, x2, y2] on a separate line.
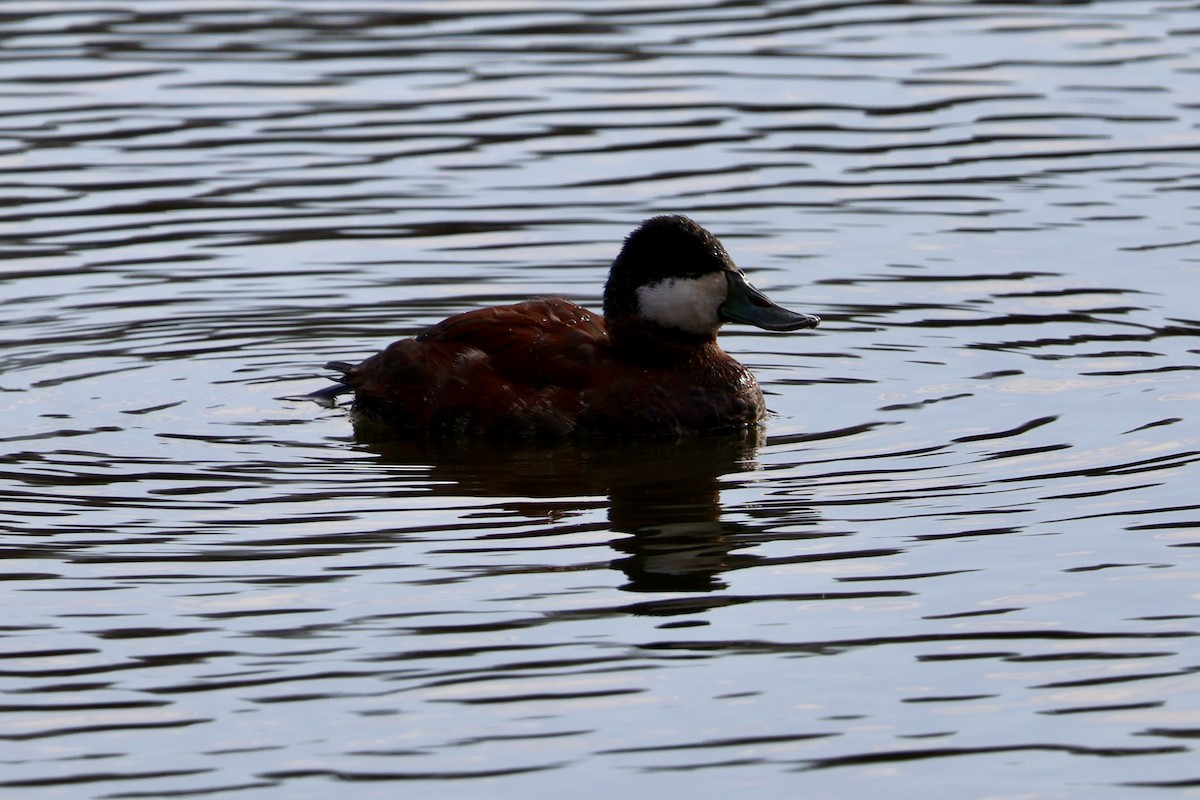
[312, 215, 819, 437]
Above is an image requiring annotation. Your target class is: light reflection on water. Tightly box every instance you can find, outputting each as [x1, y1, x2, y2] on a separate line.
[2, 1, 1200, 798]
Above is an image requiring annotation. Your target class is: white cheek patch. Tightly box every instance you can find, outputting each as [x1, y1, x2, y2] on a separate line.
[635, 272, 728, 335]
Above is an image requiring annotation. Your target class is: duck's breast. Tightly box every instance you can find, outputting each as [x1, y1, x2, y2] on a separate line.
[580, 347, 766, 436]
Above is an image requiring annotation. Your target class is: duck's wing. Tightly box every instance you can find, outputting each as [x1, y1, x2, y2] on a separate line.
[421, 297, 606, 389]
[321, 298, 606, 435]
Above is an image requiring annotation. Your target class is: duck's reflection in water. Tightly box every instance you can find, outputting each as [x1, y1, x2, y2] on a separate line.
[358, 427, 812, 593]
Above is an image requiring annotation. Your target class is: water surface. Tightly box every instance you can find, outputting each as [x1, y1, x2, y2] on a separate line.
[2, 2, 1199, 798]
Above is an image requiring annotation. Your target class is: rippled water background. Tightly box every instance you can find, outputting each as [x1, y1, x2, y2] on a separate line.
[3, 1, 1200, 797]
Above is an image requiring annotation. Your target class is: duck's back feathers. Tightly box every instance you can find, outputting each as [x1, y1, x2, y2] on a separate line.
[326, 298, 606, 436]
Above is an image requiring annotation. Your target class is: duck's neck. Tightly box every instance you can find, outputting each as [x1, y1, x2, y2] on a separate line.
[605, 316, 721, 365]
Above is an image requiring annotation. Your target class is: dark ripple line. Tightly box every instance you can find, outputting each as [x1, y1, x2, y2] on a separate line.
[0, 648, 94, 660]
[442, 728, 593, 749]
[910, 527, 1022, 544]
[441, 687, 642, 706]
[800, 742, 1188, 772]
[0, 67, 179, 84]
[1034, 666, 1199, 690]
[0, 769, 211, 789]
[953, 415, 1058, 444]
[641, 756, 769, 772]
[1124, 777, 1200, 789]
[734, 94, 1045, 118]
[838, 569, 979, 583]
[766, 421, 894, 446]
[1128, 520, 1200, 533]
[1053, 502, 1200, 527]
[640, 627, 1198, 656]
[1083, 364, 1198, 377]
[931, 53, 1183, 72]
[1139, 728, 1200, 740]
[776, 131, 1106, 157]
[600, 731, 837, 756]
[0, 700, 167, 712]
[1010, 650, 1177, 663]
[103, 781, 278, 798]
[1041, 701, 1164, 716]
[1122, 237, 1200, 252]
[259, 763, 566, 782]
[0, 718, 206, 742]
[903, 693, 996, 703]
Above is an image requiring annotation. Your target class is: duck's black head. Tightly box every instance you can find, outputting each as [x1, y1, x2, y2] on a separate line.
[603, 215, 820, 339]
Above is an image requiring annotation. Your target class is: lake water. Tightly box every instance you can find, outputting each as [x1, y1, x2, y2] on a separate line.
[2, 1, 1199, 797]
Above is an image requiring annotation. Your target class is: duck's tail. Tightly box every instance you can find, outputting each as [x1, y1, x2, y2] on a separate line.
[307, 361, 356, 407]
